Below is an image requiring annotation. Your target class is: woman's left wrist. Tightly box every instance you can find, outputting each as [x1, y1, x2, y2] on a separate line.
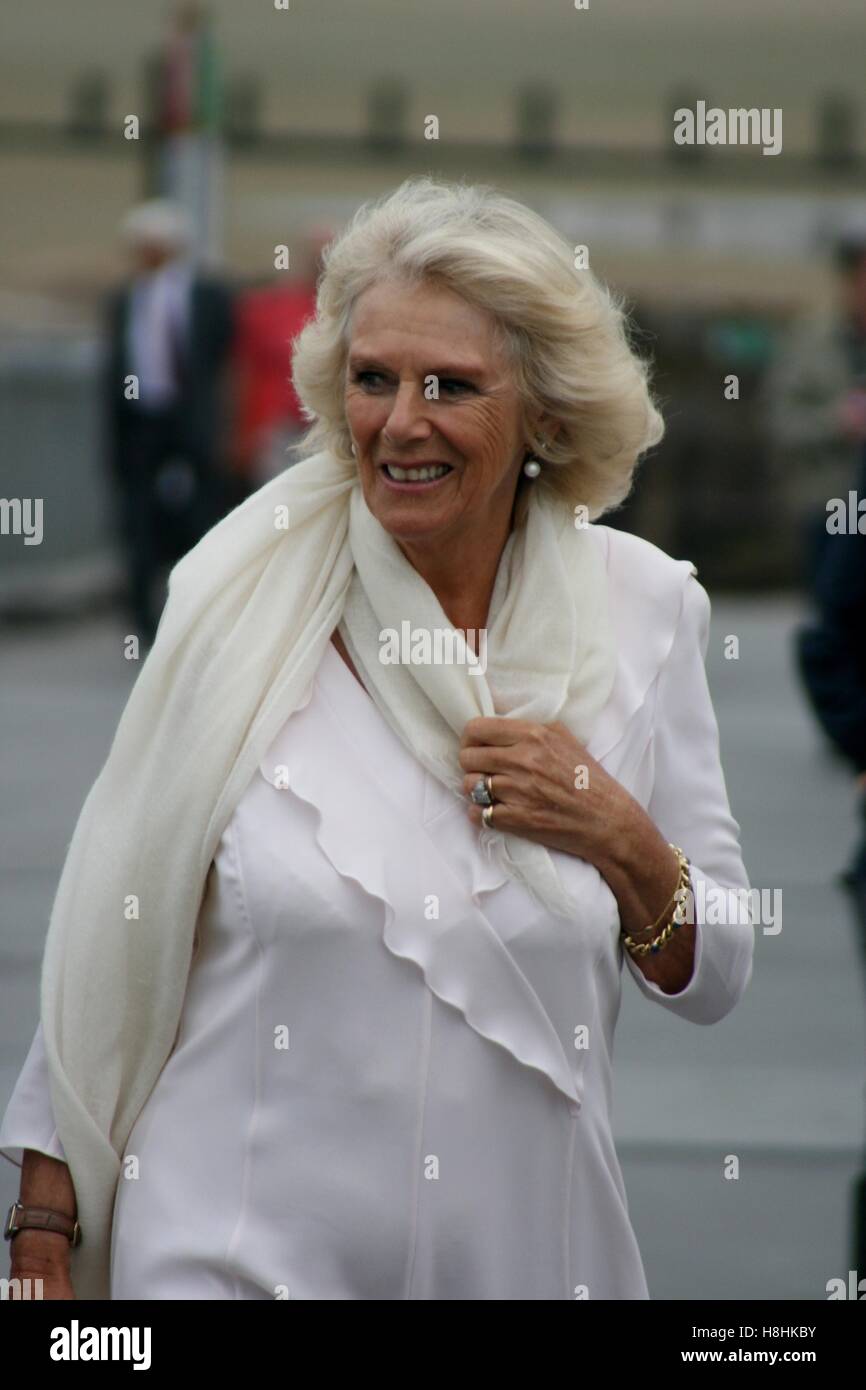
[592, 801, 681, 940]
[588, 793, 658, 883]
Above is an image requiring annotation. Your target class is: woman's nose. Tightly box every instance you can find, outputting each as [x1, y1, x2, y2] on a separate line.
[382, 382, 432, 444]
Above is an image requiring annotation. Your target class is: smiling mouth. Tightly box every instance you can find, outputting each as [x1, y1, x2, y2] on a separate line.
[380, 463, 454, 485]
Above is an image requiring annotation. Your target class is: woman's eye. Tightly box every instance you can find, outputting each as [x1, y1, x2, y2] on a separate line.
[354, 370, 386, 390]
[437, 378, 473, 396]
[350, 371, 473, 396]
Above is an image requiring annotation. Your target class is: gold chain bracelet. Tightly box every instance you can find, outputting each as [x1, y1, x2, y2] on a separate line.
[621, 844, 691, 958]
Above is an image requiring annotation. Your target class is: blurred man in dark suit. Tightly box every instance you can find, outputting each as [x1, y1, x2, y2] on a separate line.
[762, 224, 866, 593]
[103, 199, 234, 644]
[797, 443, 866, 944]
[795, 443, 866, 1279]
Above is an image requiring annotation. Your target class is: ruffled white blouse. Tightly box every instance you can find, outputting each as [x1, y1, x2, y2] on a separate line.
[0, 526, 754, 1300]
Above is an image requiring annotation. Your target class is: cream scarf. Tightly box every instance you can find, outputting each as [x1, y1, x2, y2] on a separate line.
[39, 447, 616, 1298]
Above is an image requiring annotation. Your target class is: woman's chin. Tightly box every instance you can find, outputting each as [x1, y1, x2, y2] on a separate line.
[376, 507, 455, 547]
[367, 487, 460, 544]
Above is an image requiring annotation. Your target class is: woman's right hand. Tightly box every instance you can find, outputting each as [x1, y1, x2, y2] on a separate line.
[9, 1230, 76, 1300]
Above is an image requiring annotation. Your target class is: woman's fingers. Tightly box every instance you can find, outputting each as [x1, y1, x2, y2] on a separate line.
[458, 744, 526, 774]
[460, 716, 543, 748]
[462, 771, 522, 801]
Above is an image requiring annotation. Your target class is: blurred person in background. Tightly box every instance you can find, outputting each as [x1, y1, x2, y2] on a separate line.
[797, 442, 866, 951]
[762, 221, 866, 593]
[228, 224, 332, 496]
[796, 441, 866, 1279]
[103, 198, 235, 645]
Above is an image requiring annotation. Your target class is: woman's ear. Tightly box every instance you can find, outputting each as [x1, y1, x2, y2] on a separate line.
[530, 413, 562, 450]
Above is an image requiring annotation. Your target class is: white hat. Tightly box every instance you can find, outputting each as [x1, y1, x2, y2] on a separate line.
[119, 199, 193, 252]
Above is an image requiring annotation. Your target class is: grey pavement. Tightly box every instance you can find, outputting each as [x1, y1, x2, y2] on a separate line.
[1, 597, 864, 1300]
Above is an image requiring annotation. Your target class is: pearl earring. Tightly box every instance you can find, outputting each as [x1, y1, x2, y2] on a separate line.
[350, 442, 357, 457]
[523, 436, 549, 477]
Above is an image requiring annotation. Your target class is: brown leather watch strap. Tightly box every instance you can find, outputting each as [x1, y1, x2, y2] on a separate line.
[4, 1201, 81, 1246]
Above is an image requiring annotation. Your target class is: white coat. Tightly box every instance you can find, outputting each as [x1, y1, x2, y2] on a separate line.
[0, 525, 754, 1299]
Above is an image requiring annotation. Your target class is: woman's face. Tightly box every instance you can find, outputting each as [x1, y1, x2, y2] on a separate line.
[344, 277, 531, 550]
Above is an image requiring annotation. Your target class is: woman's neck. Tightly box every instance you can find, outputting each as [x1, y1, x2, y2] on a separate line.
[399, 522, 511, 634]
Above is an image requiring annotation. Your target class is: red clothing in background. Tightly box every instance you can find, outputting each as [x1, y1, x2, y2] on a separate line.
[231, 282, 317, 479]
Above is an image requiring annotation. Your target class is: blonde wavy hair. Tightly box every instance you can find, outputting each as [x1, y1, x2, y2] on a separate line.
[290, 176, 664, 520]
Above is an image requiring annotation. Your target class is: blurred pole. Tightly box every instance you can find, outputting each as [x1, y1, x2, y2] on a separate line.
[816, 94, 858, 171]
[66, 71, 110, 140]
[140, 52, 163, 198]
[366, 79, 409, 155]
[514, 85, 558, 161]
[141, 1, 225, 267]
[225, 74, 262, 149]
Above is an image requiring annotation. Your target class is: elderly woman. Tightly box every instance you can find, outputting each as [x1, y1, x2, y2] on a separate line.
[2, 177, 753, 1301]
